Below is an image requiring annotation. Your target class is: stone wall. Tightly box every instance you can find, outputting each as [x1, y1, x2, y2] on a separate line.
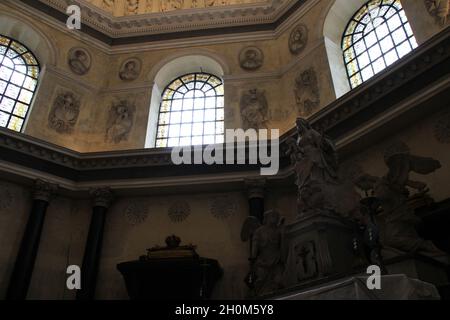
[1, 0, 446, 152]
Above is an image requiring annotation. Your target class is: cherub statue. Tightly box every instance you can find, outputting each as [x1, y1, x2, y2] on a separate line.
[241, 210, 285, 296]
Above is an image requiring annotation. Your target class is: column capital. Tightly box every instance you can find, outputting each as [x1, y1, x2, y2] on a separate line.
[90, 187, 114, 208]
[244, 177, 266, 199]
[33, 179, 58, 202]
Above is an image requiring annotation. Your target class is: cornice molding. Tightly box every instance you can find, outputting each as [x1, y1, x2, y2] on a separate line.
[36, 0, 295, 37]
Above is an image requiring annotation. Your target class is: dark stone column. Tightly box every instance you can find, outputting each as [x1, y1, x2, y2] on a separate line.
[76, 187, 113, 301]
[245, 178, 266, 222]
[6, 179, 57, 300]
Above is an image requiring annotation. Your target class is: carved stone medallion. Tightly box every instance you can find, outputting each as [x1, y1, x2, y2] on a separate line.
[294, 68, 320, 115]
[434, 110, 450, 143]
[105, 99, 135, 144]
[210, 196, 237, 220]
[124, 201, 149, 225]
[240, 89, 269, 129]
[168, 200, 190, 223]
[48, 90, 80, 134]
[289, 24, 308, 55]
[239, 46, 264, 71]
[119, 58, 142, 81]
[67, 48, 91, 76]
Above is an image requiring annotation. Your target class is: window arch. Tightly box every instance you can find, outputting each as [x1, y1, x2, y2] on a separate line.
[0, 34, 40, 132]
[342, 0, 417, 89]
[155, 73, 225, 148]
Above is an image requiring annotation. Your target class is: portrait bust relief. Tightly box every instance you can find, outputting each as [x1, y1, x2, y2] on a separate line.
[119, 58, 142, 81]
[68, 48, 92, 76]
[239, 46, 264, 71]
[289, 24, 308, 55]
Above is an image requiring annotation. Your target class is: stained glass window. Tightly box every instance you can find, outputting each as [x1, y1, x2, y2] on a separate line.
[0, 35, 40, 132]
[155, 73, 225, 148]
[342, 0, 417, 89]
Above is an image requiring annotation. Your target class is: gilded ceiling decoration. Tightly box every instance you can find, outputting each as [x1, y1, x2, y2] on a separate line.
[85, 0, 267, 16]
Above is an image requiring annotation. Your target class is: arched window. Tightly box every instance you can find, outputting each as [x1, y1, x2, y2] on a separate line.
[0, 34, 40, 132]
[342, 0, 417, 89]
[155, 73, 224, 148]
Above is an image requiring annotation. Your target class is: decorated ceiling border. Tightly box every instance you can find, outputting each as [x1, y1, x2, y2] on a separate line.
[37, 0, 296, 37]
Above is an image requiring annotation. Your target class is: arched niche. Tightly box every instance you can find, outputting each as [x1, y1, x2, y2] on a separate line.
[0, 12, 57, 67]
[323, 0, 367, 99]
[145, 52, 229, 148]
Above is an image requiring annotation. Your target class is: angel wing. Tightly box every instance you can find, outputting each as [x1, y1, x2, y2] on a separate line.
[240, 216, 261, 242]
[409, 155, 442, 175]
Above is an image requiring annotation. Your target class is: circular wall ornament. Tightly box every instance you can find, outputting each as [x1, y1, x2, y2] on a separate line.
[67, 47, 92, 76]
[119, 57, 142, 81]
[239, 46, 264, 71]
[434, 110, 450, 144]
[168, 200, 191, 223]
[210, 196, 237, 220]
[289, 24, 308, 55]
[124, 202, 149, 225]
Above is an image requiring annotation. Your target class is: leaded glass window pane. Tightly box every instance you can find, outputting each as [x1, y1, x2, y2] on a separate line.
[0, 34, 40, 132]
[156, 73, 224, 147]
[342, 0, 417, 89]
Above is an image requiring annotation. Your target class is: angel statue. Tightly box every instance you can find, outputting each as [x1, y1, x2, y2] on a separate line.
[286, 118, 343, 215]
[355, 142, 448, 263]
[241, 210, 285, 296]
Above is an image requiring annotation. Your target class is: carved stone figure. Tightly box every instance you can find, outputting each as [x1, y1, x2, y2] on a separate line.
[241, 210, 285, 296]
[119, 58, 141, 81]
[289, 24, 308, 55]
[355, 142, 448, 262]
[126, 0, 139, 15]
[48, 91, 80, 134]
[240, 89, 268, 129]
[105, 99, 135, 143]
[68, 48, 91, 76]
[239, 47, 264, 71]
[294, 241, 318, 281]
[425, 0, 449, 25]
[286, 118, 360, 218]
[168, 200, 190, 223]
[294, 68, 320, 115]
[161, 0, 184, 11]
